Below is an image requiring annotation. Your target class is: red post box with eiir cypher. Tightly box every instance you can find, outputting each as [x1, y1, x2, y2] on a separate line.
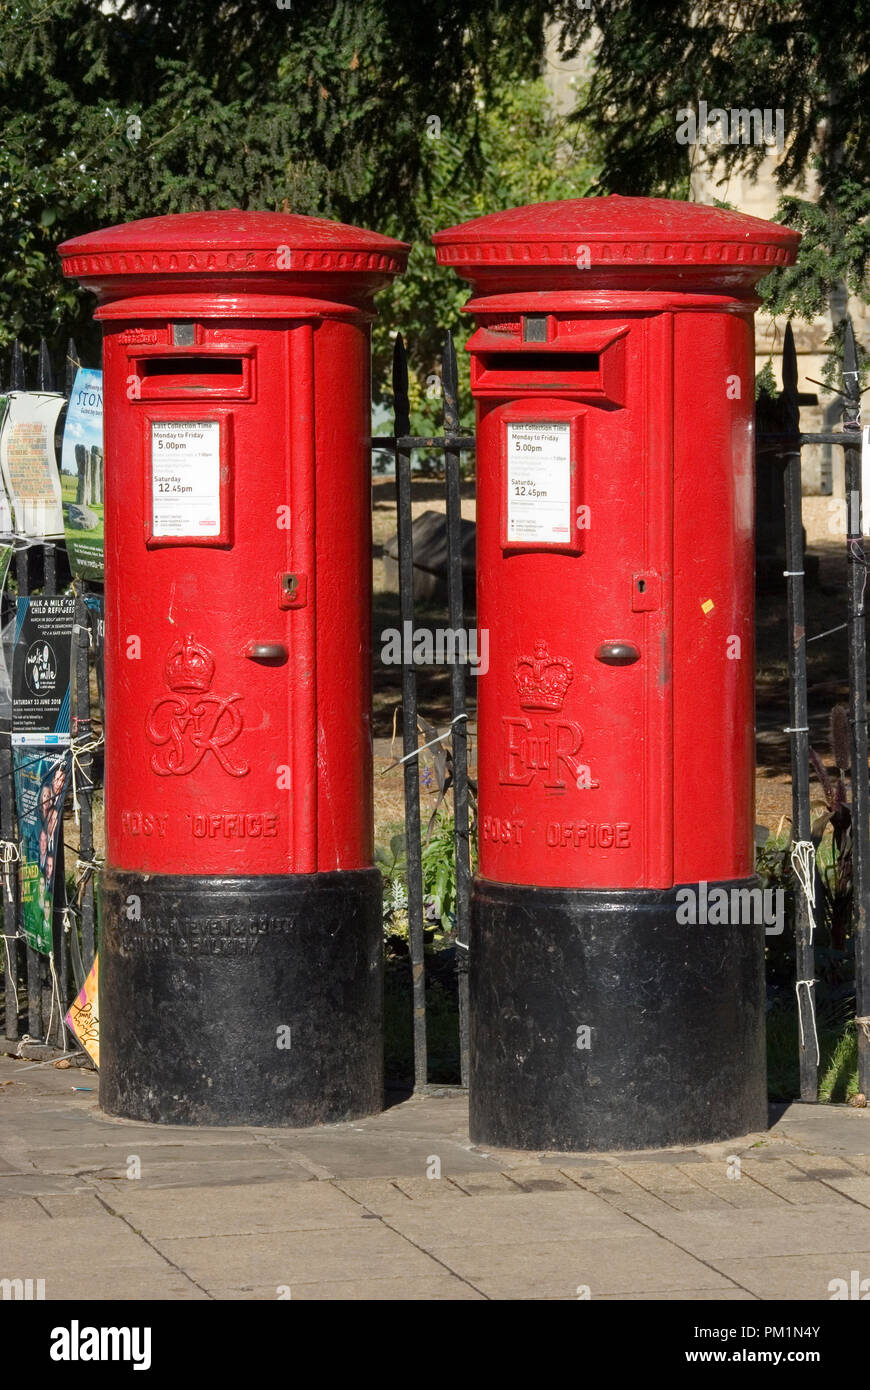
[60, 211, 407, 1125]
[434, 198, 799, 1151]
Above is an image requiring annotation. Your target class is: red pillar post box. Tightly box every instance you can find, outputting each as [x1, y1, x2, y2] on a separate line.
[59, 211, 407, 1125]
[434, 198, 799, 1150]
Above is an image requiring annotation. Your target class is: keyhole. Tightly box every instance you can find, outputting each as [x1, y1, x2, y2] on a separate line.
[637, 578, 646, 593]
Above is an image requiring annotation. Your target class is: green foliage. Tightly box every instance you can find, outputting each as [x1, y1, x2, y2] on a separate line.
[0, 0, 556, 376]
[754, 360, 778, 400]
[375, 74, 598, 434]
[420, 809, 459, 926]
[767, 1003, 859, 1102]
[554, 1, 870, 342]
[374, 827, 409, 939]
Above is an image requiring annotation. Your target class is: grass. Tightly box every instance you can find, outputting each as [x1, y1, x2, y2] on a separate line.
[767, 1006, 860, 1102]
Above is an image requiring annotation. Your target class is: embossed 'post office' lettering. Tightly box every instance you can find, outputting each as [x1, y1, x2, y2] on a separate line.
[545, 820, 632, 849]
[191, 812, 278, 839]
[481, 815, 525, 845]
[121, 810, 169, 837]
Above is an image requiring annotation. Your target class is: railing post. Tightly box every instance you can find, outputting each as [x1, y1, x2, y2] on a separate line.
[393, 335, 428, 1090]
[782, 322, 818, 1101]
[842, 318, 870, 1096]
[442, 333, 472, 1087]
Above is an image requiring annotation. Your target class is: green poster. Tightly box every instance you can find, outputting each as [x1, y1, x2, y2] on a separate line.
[13, 747, 71, 954]
[60, 368, 104, 580]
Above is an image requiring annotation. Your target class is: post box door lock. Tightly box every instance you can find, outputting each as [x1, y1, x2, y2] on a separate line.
[279, 573, 308, 609]
[632, 571, 661, 612]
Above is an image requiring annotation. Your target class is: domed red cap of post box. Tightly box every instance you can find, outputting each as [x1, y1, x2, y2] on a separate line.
[432, 195, 800, 293]
[59, 208, 408, 316]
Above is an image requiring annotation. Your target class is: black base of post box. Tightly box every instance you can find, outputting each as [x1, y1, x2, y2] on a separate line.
[99, 868, 383, 1126]
[470, 877, 768, 1152]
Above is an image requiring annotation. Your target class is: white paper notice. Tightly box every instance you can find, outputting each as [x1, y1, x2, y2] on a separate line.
[506, 421, 572, 543]
[151, 420, 221, 537]
[0, 392, 65, 538]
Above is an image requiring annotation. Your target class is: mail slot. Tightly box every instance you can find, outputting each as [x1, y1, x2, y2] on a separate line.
[434, 196, 800, 1151]
[60, 210, 407, 1126]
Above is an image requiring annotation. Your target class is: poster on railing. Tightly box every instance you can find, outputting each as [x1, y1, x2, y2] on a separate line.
[60, 369, 104, 579]
[10, 596, 75, 954]
[11, 596, 74, 747]
[13, 746, 71, 954]
[0, 391, 65, 538]
[65, 954, 99, 1066]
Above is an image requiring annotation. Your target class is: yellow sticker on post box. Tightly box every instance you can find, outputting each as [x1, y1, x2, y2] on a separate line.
[506, 421, 572, 544]
[151, 419, 221, 537]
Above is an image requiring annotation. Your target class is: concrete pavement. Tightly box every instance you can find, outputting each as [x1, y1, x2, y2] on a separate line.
[2, 1055, 870, 1300]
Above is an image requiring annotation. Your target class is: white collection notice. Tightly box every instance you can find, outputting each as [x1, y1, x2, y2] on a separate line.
[506, 421, 572, 543]
[151, 420, 221, 537]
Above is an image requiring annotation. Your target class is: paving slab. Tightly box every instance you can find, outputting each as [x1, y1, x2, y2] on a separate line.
[379, 1190, 647, 1246]
[617, 1163, 733, 1211]
[597, 1288, 758, 1301]
[154, 1224, 449, 1291]
[23, 1140, 310, 1181]
[448, 1172, 519, 1196]
[637, 1204, 870, 1261]
[499, 1166, 576, 1192]
[431, 1233, 739, 1300]
[92, 1160, 315, 1191]
[266, 1130, 500, 1178]
[100, 1179, 362, 1239]
[288, 1276, 485, 1300]
[769, 1102, 870, 1154]
[391, 1176, 471, 1200]
[0, 1173, 98, 1197]
[710, 1252, 870, 1301]
[0, 1195, 50, 1221]
[739, 1158, 857, 1206]
[559, 1166, 676, 1216]
[355, 1095, 472, 1138]
[332, 1178, 415, 1211]
[0, 1213, 207, 1300]
[674, 1162, 792, 1209]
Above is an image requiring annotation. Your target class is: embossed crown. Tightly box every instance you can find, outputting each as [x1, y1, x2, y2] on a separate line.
[165, 635, 215, 694]
[514, 641, 573, 712]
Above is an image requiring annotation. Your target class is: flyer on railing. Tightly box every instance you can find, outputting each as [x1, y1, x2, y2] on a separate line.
[11, 595, 75, 955]
[0, 395, 17, 536]
[12, 745, 71, 954]
[11, 595, 74, 748]
[0, 390, 65, 538]
[65, 954, 99, 1066]
[60, 368, 104, 579]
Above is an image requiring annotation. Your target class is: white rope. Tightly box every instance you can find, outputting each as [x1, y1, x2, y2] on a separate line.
[381, 713, 469, 774]
[45, 950, 68, 1054]
[75, 856, 102, 886]
[1, 930, 19, 1017]
[796, 978, 820, 1066]
[790, 839, 818, 940]
[0, 838, 19, 904]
